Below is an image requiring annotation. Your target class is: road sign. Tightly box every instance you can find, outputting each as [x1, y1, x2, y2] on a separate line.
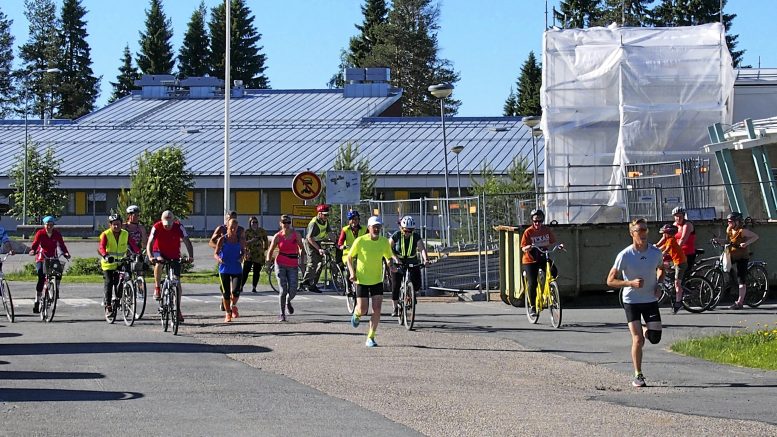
[292, 218, 309, 229]
[292, 171, 322, 200]
[326, 170, 360, 204]
[293, 205, 317, 217]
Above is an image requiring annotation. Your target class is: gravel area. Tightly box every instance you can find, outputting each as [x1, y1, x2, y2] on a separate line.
[180, 314, 777, 436]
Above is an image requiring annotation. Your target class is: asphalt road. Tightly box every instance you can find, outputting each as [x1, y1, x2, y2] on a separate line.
[1, 282, 776, 435]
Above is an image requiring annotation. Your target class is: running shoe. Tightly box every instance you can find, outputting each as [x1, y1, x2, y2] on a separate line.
[251, 288, 257, 293]
[177, 312, 185, 323]
[308, 285, 322, 294]
[154, 287, 161, 301]
[278, 313, 286, 322]
[231, 305, 239, 318]
[391, 306, 399, 317]
[286, 300, 294, 315]
[672, 302, 682, 314]
[365, 338, 378, 348]
[351, 312, 360, 328]
[33, 301, 40, 313]
[728, 303, 743, 310]
[632, 374, 647, 387]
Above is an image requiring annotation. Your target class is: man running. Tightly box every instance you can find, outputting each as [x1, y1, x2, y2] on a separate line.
[346, 216, 398, 347]
[606, 218, 664, 388]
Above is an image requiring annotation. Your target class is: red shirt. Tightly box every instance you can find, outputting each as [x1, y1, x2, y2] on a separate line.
[149, 221, 188, 259]
[30, 229, 70, 262]
[520, 225, 556, 264]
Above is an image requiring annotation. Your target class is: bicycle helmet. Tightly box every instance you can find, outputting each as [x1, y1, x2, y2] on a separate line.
[126, 205, 140, 214]
[316, 204, 330, 214]
[108, 213, 122, 223]
[42, 215, 55, 224]
[399, 215, 416, 229]
[671, 206, 685, 215]
[530, 209, 545, 220]
[346, 210, 360, 220]
[727, 211, 743, 222]
[659, 224, 678, 235]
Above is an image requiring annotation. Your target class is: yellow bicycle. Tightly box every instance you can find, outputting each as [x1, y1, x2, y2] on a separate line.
[523, 244, 564, 328]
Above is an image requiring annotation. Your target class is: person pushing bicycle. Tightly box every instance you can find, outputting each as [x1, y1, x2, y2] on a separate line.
[715, 211, 759, 310]
[388, 215, 429, 317]
[98, 214, 141, 316]
[656, 224, 687, 314]
[520, 209, 561, 317]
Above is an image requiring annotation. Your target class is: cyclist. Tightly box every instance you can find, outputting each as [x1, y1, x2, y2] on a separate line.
[242, 216, 268, 293]
[0, 215, 13, 254]
[656, 224, 687, 314]
[123, 205, 148, 250]
[98, 214, 141, 315]
[301, 204, 331, 293]
[672, 207, 696, 275]
[337, 210, 366, 264]
[347, 216, 399, 347]
[719, 212, 759, 310]
[215, 218, 244, 322]
[606, 218, 664, 388]
[520, 209, 560, 317]
[28, 216, 71, 314]
[388, 215, 429, 317]
[266, 214, 305, 321]
[146, 211, 194, 322]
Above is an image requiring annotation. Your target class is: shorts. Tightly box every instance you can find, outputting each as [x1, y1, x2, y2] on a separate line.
[356, 283, 384, 298]
[623, 301, 661, 324]
[673, 263, 687, 281]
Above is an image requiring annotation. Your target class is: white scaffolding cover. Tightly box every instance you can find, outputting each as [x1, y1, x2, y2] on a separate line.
[541, 23, 734, 223]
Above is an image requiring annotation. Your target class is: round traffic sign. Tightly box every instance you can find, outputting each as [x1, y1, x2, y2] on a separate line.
[292, 171, 322, 200]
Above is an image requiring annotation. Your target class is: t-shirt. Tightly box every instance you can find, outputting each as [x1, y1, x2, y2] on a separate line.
[0, 226, 10, 245]
[149, 221, 188, 259]
[612, 244, 663, 304]
[520, 226, 556, 264]
[659, 237, 686, 266]
[349, 234, 393, 286]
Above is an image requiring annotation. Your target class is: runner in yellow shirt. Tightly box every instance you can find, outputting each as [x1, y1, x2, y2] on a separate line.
[346, 216, 399, 347]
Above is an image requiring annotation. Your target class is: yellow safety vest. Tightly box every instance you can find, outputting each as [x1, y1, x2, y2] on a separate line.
[308, 217, 329, 242]
[100, 229, 129, 271]
[341, 225, 367, 261]
[398, 233, 417, 260]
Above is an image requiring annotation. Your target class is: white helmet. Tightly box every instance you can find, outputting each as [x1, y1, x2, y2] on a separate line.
[126, 205, 140, 214]
[399, 215, 416, 229]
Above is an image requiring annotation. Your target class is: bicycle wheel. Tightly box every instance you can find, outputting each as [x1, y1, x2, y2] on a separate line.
[397, 280, 406, 326]
[135, 276, 147, 320]
[345, 279, 357, 315]
[681, 276, 713, 313]
[549, 281, 562, 328]
[331, 263, 346, 295]
[704, 267, 725, 309]
[745, 264, 769, 307]
[122, 281, 137, 326]
[525, 278, 539, 324]
[268, 265, 278, 293]
[657, 282, 672, 306]
[1, 279, 14, 323]
[172, 285, 181, 335]
[44, 280, 57, 323]
[161, 283, 170, 332]
[403, 280, 416, 331]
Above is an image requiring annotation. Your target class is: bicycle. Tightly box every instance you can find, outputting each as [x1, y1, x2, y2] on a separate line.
[39, 254, 66, 323]
[129, 253, 148, 320]
[656, 262, 714, 313]
[104, 254, 138, 327]
[523, 244, 563, 328]
[703, 240, 769, 308]
[0, 254, 14, 323]
[154, 258, 186, 335]
[395, 261, 426, 330]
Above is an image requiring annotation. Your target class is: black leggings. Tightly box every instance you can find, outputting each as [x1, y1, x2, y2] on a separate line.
[241, 261, 262, 290]
[391, 265, 422, 301]
[103, 269, 121, 305]
[220, 273, 241, 301]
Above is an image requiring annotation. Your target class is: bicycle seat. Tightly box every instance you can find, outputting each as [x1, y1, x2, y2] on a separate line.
[695, 248, 705, 255]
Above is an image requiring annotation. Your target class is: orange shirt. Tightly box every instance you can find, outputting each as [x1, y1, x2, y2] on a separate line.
[659, 237, 686, 266]
[520, 225, 556, 264]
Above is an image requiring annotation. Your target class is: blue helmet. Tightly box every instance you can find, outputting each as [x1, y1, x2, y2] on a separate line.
[42, 215, 56, 224]
[347, 210, 360, 220]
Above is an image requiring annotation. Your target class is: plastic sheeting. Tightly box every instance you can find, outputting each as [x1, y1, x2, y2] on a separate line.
[541, 23, 734, 223]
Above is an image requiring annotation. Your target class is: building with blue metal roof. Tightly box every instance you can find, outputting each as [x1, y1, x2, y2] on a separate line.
[0, 69, 542, 231]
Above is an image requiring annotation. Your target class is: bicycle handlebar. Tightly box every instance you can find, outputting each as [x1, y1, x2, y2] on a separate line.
[529, 244, 565, 254]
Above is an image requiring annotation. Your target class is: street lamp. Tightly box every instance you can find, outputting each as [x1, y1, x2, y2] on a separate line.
[23, 67, 61, 225]
[522, 115, 542, 209]
[429, 83, 453, 247]
[451, 145, 464, 197]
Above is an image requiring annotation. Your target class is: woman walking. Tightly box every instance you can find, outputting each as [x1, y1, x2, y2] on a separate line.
[242, 216, 268, 293]
[266, 215, 304, 321]
[215, 219, 245, 322]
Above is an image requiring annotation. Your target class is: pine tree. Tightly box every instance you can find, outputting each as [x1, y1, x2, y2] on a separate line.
[515, 51, 542, 117]
[599, 0, 652, 26]
[209, 0, 269, 89]
[553, 0, 601, 28]
[503, 87, 517, 116]
[137, 0, 175, 75]
[18, 0, 61, 121]
[8, 142, 67, 223]
[0, 7, 15, 119]
[57, 0, 100, 120]
[178, 1, 210, 78]
[329, 0, 389, 88]
[109, 44, 140, 102]
[367, 0, 460, 116]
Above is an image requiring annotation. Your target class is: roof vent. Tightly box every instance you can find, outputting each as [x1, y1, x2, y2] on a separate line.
[489, 126, 509, 132]
[344, 67, 391, 98]
[181, 127, 200, 134]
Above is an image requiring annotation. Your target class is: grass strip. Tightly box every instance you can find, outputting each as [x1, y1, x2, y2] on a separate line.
[671, 325, 777, 371]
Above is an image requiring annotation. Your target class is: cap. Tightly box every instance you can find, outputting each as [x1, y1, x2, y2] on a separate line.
[161, 210, 174, 226]
[42, 215, 56, 224]
[367, 216, 383, 227]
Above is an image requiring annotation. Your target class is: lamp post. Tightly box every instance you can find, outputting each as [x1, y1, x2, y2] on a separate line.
[429, 83, 453, 247]
[522, 116, 541, 209]
[23, 67, 61, 225]
[451, 145, 464, 197]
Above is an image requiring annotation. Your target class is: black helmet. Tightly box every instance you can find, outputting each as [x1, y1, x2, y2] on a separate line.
[727, 211, 743, 222]
[660, 224, 678, 235]
[671, 206, 685, 215]
[530, 209, 545, 220]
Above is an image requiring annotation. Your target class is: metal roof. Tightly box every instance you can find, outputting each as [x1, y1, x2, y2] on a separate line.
[0, 88, 544, 182]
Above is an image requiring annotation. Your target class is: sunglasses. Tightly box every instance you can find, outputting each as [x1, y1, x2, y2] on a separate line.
[532, 220, 543, 223]
[632, 227, 648, 233]
[281, 221, 291, 225]
[403, 228, 414, 233]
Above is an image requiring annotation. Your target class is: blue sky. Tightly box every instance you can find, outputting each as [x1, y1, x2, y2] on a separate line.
[3, 0, 775, 116]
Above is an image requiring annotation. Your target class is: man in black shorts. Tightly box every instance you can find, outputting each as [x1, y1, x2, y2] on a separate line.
[606, 218, 664, 387]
